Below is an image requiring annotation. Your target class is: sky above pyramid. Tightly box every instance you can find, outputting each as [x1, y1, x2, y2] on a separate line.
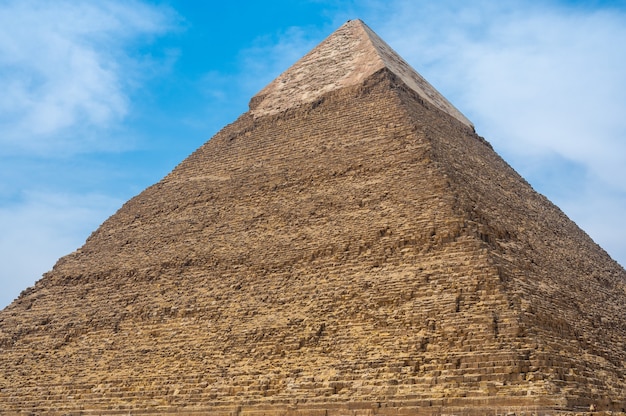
[1, 0, 626, 309]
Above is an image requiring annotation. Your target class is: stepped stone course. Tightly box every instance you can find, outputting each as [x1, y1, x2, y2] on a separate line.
[1, 19, 625, 415]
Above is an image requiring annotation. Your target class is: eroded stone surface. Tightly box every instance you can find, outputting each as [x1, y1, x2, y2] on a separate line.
[0, 20, 624, 416]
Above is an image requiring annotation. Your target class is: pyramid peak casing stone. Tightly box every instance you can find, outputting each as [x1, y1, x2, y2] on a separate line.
[250, 19, 473, 128]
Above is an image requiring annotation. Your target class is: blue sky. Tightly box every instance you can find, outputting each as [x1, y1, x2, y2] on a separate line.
[1, 0, 625, 309]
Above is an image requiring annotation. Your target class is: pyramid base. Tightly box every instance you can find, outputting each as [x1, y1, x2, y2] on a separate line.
[5, 396, 625, 416]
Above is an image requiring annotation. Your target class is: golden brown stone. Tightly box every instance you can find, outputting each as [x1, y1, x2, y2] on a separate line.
[0, 19, 624, 415]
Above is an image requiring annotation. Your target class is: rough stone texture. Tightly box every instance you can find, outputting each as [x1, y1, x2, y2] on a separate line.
[0, 19, 625, 415]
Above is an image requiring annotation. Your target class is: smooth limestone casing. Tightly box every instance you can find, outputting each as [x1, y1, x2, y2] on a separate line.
[251, 20, 472, 128]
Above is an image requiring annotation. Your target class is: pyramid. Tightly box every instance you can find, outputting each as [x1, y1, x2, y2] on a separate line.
[1, 19, 625, 415]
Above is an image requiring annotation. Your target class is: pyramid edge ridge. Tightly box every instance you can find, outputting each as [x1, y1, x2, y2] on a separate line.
[357, 20, 474, 129]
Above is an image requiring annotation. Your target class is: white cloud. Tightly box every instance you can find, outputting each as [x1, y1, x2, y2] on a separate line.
[455, 9, 626, 191]
[0, 0, 178, 309]
[0, 0, 176, 155]
[351, 1, 626, 267]
[359, 2, 626, 183]
[0, 191, 122, 308]
[556, 181, 626, 268]
[233, 25, 324, 99]
[195, 25, 325, 132]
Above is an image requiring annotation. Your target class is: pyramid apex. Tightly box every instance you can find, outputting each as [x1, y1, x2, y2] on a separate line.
[250, 19, 473, 128]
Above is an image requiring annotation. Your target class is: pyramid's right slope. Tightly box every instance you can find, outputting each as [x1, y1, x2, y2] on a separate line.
[1, 19, 626, 415]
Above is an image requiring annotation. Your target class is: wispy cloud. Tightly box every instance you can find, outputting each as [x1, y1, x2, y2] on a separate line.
[0, 0, 177, 155]
[349, 1, 626, 266]
[0, 191, 122, 308]
[456, 8, 626, 190]
[200, 24, 328, 108]
[0, 0, 179, 308]
[194, 24, 326, 135]
[241, 26, 323, 90]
